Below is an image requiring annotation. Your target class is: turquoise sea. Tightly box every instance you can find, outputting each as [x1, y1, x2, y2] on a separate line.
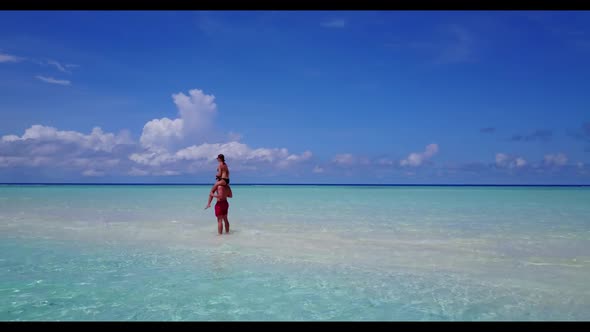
[1, 185, 589, 321]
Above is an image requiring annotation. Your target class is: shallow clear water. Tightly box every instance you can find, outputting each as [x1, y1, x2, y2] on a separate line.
[1, 185, 589, 321]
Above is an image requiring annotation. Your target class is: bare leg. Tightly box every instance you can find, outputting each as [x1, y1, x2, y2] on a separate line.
[205, 192, 214, 209]
[222, 215, 229, 233]
[217, 217, 223, 235]
[205, 180, 225, 209]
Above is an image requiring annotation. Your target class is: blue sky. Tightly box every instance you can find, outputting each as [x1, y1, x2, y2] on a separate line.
[1, 10, 589, 184]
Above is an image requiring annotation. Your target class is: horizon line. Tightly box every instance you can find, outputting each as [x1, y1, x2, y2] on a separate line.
[1, 183, 589, 187]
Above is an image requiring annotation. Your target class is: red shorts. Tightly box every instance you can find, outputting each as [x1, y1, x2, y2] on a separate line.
[215, 200, 229, 217]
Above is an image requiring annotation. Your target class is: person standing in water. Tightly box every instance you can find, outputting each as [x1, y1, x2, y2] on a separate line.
[205, 154, 230, 210]
[210, 181, 232, 235]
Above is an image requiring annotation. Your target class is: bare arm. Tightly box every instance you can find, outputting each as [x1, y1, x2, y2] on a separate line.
[227, 186, 233, 198]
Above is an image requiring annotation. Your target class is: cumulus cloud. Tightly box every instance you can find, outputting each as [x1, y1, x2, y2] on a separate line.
[129, 151, 176, 167]
[0, 125, 134, 173]
[495, 153, 528, 169]
[280, 151, 313, 167]
[130, 141, 312, 172]
[400, 144, 439, 167]
[172, 89, 217, 131]
[3, 125, 131, 152]
[177, 142, 310, 166]
[139, 89, 217, 152]
[495, 153, 508, 166]
[139, 118, 184, 152]
[2, 135, 20, 142]
[544, 153, 568, 167]
[1, 87, 316, 179]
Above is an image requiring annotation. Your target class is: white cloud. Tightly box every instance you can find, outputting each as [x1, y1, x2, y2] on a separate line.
[36, 75, 71, 86]
[286, 151, 312, 162]
[31, 59, 79, 72]
[400, 143, 439, 167]
[515, 157, 527, 167]
[139, 118, 184, 152]
[333, 153, 355, 165]
[495, 153, 528, 169]
[47, 60, 69, 73]
[5, 125, 130, 153]
[544, 153, 568, 167]
[48, 60, 78, 72]
[172, 88, 217, 132]
[279, 151, 312, 168]
[0, 52, 23, 63]
[129, 151, 176, 167]
[1, 87, 315, 178]
[495, 153, 509, 166]
[175, 142, 247, 163]
[139, 89, 217, 151]
[321, 19, 346, 28]
[178, 142, 309, 166]
[130, 140, 312, 172]
[313, 165, 324, 173]
[30, 143, 60, 155]
[0, 125, 133, 172]
[1, 135, 19, 142]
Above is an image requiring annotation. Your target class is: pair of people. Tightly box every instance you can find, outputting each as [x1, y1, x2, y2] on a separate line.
[205, 154, 232, 235]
